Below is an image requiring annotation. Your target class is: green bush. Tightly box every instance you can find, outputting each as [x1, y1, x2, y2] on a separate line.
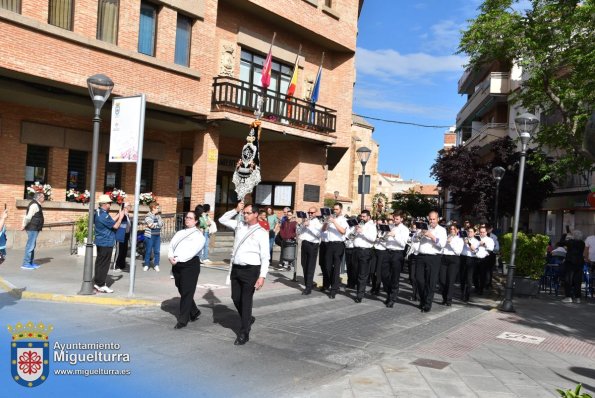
[557, 384, 592, 398]
[500, 232, 549, 279]
[74, 215, 89, 246]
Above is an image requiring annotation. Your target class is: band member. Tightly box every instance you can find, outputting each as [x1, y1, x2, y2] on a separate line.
[475, 226, 495, 295]
[344, 218, 357, 289]
[352, 210, 377, 303]
[407, 222, 421, 302]
[370, 219, 388, 296]
[297, 207, 322, 295]
[461, 226, 479, 302]
[321, 203, 348, 299]
[440, 224, 464, 306]
[219, 202, 270, 346]
[382, 210, 409, 308]
[413, 211, 447, 313]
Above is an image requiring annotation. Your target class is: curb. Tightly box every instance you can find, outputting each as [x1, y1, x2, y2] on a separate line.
[0, 276, 160, 307]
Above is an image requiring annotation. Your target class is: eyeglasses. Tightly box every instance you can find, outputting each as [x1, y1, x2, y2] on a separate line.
[242, 211, 253, 215]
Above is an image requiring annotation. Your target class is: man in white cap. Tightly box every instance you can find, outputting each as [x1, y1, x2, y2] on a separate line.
[94, 194, 125, 293]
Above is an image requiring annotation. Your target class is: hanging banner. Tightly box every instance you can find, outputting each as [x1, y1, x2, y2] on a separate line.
[109, 96, 146, 162]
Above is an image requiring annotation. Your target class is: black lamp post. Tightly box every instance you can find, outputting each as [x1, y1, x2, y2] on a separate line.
[356, 146, 371, 212]
[499, 112, 539, 312]
[79, 74, 114, 295]
[492, 166, 505, 231]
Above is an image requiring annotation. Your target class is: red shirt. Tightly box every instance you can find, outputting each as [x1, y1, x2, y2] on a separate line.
[258, 220, 270, 231]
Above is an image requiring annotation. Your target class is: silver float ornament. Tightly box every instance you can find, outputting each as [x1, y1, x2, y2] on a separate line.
[232, 120, 262, 200]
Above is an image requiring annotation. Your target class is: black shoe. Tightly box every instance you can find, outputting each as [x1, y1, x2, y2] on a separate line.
[250, 316, 255, 325]
[318, 286, 327, 292]
[354, 297, 362, 303]
[174, 322, 187, 329]
[302, 289, 312, 295]
[329, 292, 336, 299]
[190, 309, 201, 322]
[234, 333, 249, 345]
[445, 302, 452, 307]
[441, 300, 447, 306]
[410, 296, 418, 302]
[386, 301, 394, 308]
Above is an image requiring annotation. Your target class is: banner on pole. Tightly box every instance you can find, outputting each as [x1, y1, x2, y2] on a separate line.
[109, 96, 145, 162]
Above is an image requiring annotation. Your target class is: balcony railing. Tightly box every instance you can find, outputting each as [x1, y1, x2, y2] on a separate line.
[555, 172, 592, 191]
[456, 72, 510, 128]
[212, 76, 337, 133]
[462, 123, 509, 148]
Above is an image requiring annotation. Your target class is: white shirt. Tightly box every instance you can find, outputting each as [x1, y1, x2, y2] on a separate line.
[416, 224, 447, 255]
[443, 235, 464, 256]
[385, 223, 409, 251]
[298, 217, 323, 244]
[476, 236, 495, 259]
[462, 237, 479, 257]
[585, 235, 595, 261]
[344, 225, 355, 249]
[354, 220, 376, 249]
[168, 227, 205, 263]
[323, 215, 348, 242]
[219, 210, 270, 281]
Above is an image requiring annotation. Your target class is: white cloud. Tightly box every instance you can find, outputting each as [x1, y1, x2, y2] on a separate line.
[356, 48, 467, 81]
[423, 20, 463, 53]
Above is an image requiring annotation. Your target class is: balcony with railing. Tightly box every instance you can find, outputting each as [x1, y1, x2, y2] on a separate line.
[462, 123, 509, 148]
[555, 171, 592, 192]
[211, 76, 337, 134]
[456, 72, 510, 128]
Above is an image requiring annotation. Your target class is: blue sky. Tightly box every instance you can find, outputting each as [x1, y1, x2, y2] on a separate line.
[354, 0, 481, 184]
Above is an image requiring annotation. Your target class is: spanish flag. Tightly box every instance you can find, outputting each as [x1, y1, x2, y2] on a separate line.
[286, 46, 301, 118]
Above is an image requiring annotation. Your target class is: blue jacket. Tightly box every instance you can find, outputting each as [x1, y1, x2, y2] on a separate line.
[94, 208, 116, 247]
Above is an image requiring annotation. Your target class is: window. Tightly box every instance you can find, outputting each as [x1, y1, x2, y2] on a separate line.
[0, 0, 21, 13]
[104, 154, 122, 192]
[240, 49, 292, 111]
[254, 182, 295, 208]
[67, 150, 88, 192]
[140, 159, 154, 192]
[174, 14, 192, 66]
[49, 0, 74, 30]
[97, 0, 119, 44]
[24, 145, 49, 198]
[138, 1, 157, 56]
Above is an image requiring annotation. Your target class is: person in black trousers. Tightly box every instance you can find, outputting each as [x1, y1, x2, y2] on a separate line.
[297, 207, 322, 295]
[561, 230, 586, 304]
[440, 224, 464, 306]
[168, 211, 206, 329]
[114, 202, 131, 271]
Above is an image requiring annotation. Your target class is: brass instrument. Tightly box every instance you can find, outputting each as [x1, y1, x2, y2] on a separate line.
[376, 223, 391, 244]
[347, 220, 365, 240]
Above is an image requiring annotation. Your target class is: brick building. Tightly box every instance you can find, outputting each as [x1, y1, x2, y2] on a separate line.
[0, 0, 364, 247]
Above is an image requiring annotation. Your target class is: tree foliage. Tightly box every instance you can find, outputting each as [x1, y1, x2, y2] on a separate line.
[391, 189, 438, 218]
[458, 0, 595, 178]
[431, 137, 554, 221]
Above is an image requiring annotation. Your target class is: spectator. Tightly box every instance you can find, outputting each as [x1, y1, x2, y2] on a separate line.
[278, 210, 297, 271]
[266, 207, 278, 260]
[561, 230, 586, 304]
[585, 232, 595, 270]
[114, 202, 131, 272]
[258, 209, 270, 231]
[143, 202, 163, 272]
[0, 208, 8, 263]
[94, 195, 125, 293]
[21, 192, 45, 270]
[200, 204, 213, 264]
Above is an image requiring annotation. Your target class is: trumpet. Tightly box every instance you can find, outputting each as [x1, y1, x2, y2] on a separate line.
[347, 220, 365, 240]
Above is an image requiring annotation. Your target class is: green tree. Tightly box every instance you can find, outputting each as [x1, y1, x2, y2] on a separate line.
[458, 0, 595, 178]
[391, 188, 438, 218]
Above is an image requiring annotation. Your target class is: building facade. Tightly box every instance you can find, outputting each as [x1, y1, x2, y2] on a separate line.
[0, 0, 363, 247]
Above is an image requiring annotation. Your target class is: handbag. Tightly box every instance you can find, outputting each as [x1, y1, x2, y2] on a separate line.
[275, 232, 283, 247]
[208, 221, 218, 234]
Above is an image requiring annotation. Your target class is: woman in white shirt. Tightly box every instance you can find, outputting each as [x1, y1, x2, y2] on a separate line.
[461, 227, 479, 303]
[168, 211, 206, 330]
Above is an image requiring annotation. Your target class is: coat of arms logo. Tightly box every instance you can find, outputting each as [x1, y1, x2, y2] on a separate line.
[8, 321, 53, 387]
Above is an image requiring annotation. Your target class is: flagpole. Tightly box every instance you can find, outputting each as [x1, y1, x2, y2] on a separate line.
[310, 52, 324, 125]
[286, 44, 302, 121]
[256, 32, 276, 120]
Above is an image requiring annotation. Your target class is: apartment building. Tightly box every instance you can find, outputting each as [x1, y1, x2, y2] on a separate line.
[0, 0, 364, 247]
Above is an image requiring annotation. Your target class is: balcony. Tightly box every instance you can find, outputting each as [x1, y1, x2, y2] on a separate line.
[211, 77, 337, 134]
[462, 123, 509, 148]
[555, 171, 592, 193]
[456, 72, 510, 128]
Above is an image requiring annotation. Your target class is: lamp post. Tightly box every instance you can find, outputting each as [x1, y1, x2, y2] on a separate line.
[334, 190, 339, 201]
[356, 146, 371, 212]
[492, 166, 505, 231]
[499, 112, 539, 312]
[79, 74, 114, 295]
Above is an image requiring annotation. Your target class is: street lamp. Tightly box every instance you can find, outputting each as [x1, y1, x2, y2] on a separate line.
[356, 146, 371, 212]
[499, 112, 539, 312]
[492, 166, 505, 231]
[334, 190, 339, 202]
[79, 74, 114, 295]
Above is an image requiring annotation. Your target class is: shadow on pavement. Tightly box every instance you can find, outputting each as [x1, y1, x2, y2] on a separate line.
[34, 257, 53, 265]
[201, 288, 239, 332]
[0, 290, 22, 309]
[160, 297, 180, 320]
[555, 367, 595, 394]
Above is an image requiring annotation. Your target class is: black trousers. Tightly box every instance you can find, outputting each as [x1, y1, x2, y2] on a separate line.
[461, 257, 477, 301]
[370, 249, 386, 293]
[318, 242, 327, 287]
[301, 240, 319, 290]
[115, 233, 130, 269]
[487, 252, 496, 287]
[324, 241, 345, 293]
[563, 262, 583, 299]
[408, 254, 419, 300]
[355, 247, 373, 298]
[440, 255, 460, 303]
[345, 247, 356, 288]
[231, 265, 260, 335]
[415, 254, 442, 310]
[476, 256, 490, 294]
[383, 249, 405, 302]
[173, 257, 201, 325]
[94, 245, 113, 286]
